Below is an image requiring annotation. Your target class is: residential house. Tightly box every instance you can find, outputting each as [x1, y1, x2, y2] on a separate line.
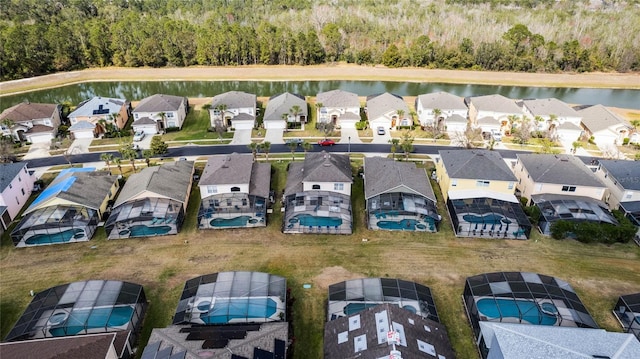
[467, 94, 521, 135]
[198, 154, 271, 229]
[283, 151, 352, 234]
[436, 149, 531, 239]
[477, 322, 640, 359]
[68, 97, 130, 139]
[522, 98, 583, 144]
[0, 162, 35, 233]
[416, 91, 468, 135]
[515, 154, 614, 234]
[0, 332, 133, 359]
[140, 272, 288, 359]
[263, 92, 307, 130]
[364, 157, 440, 232]
[209, 90, 257, 130]
[316, 89, 361, 129]
[0, 102, 61, 144]
[106, 161, 194, 239]
[595, 159, 640, 234]
[132, 94, 188, 134]
[10, 168, 119, 247]
[577, 104, 632, 151]
[366, 92, 411, 131]
[324, 303, 455, 359]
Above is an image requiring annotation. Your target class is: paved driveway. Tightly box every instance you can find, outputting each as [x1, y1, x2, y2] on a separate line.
[22, 142, 51, 160]
[339, 127, 362, 144]
[136, 134, 153, 150]
[264, 129, 284, 144]
[68, 138, 93, 154]
[372, 128, 391, 144]
[230, 129, 252, 145]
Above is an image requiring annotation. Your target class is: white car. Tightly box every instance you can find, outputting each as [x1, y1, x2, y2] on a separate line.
[133, 131, 145, 142]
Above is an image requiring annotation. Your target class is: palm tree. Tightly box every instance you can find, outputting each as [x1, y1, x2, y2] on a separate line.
[396, 109, 405, 129]
[287, 141, 298, 161]
[259, 141, 271, 160]
[215, 104, 228, 127]
[247, 142, 259, 161]
[290, 105, 302, 122]
[157, 112, 167, 131]
[281, 113, 289, 131]
[114, 157, 123, 175]
[142, 149, 153, 167]
[100, 153, 114, 174]
[571, 141, 583, 154]
[433, 108, 442, 128]
[400, 131, 414, 160]
[389, 138, 400, 160]
[301, 141, 313, 153]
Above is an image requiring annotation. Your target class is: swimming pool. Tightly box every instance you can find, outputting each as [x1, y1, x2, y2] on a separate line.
[463, 214, 508, 224]
[49, 306, 134, 336]
[200, 298, 278, 324]
[476, 298, 558, 325]
[377, 219, 419, 230]
[120, 225, 172, 237]
[291, 214, 342, 227]
[210, 216, 252, 227]
[24, 228, 85, 245]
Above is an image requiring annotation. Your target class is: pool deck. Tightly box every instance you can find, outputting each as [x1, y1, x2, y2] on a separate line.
[454, 213, 526, 239]
[368, 213, 437, 232]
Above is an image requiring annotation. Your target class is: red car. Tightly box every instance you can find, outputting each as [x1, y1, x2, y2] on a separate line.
[317, 139, 335, 146]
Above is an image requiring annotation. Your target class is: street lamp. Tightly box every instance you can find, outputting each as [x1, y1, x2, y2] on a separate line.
[348, 136, 351, 153]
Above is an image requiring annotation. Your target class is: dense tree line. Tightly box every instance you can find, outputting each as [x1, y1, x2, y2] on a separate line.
[1, 0, 639, 80]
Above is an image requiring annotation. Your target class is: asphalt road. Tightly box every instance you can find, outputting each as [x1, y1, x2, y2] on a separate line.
[22, 143, 582, 168]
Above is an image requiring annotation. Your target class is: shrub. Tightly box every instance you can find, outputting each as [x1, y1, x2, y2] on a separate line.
[622, 138, 630, 145]
[165, 126, 180, 133]
[355, 121, 367, 130]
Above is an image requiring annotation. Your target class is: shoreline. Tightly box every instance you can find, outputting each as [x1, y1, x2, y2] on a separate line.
[1, 65, 639, 96]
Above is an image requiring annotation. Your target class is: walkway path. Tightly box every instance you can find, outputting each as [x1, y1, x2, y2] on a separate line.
[339, 128, 362, 144]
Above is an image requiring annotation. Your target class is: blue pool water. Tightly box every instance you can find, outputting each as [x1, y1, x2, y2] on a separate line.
[49, 306, 134, 336]
[463, 214, 507, 224]
[121, 225, 172, 237]
[24, 228, 85, 245]
[476, 298, 558, 325]
[291, 214, 342, 227]
[210, 216, 251, 227]
[377, 219, 419, 230]
[200, 298, 278, 324]
[344, 303, 381, 315]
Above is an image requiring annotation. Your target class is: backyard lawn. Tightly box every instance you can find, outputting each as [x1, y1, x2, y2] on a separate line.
[1, 161, 639, 359]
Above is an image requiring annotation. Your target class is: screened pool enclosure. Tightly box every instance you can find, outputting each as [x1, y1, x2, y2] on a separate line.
[106, 197, 185, 239]
[613, 293, 640, 342]
[448, 197, 531, 239]
[11, 204, 98, 247]
[283, 191, 352, 234]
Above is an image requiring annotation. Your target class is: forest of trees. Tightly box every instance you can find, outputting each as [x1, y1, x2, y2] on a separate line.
[1, 0, 639, 81]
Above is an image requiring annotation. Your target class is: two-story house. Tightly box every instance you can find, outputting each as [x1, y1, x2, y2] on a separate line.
[366, 92, 411, 131]
[0, 162, 35, 234]
[316, 89, 361, 129]
[68, 97, 130, 139]
[467, 94, 522, 135]
[283, 151, 352, 234]
[11, 168, 119, 247]
[436, 149, 531, 239]
[132, 94, 188, 134]
[364, 157, 440, 232]
[515, 153, 615, 235]
[263, 92, 307, 130]
[197, 154, 271, 229]
[577, 105, 632, 152]
[522, 98, 583, 146]
[595, 159, 640, 237]
[209, 91, 257, 130]
[415, 91, 468, 135]
[0, 102, 61, 144]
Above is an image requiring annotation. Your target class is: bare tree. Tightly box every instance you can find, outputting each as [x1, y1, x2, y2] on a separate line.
[453, 127, 483, 149]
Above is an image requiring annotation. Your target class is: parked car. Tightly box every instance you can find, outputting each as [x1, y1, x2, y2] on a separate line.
[318, 138, 335, 146]
[133, 130, 145, 142]
[377, 126, 385, 135]
[491, 129, 502, 142]
[285, 138, 304, 146]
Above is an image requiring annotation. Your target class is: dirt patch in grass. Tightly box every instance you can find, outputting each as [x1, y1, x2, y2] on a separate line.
[313, 266, 364, 289]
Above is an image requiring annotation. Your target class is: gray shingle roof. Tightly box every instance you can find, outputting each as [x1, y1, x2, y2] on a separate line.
[523, 98, 579, 117]
[0, 332, 122, 359]
[517, 153, 604, 187]
[364, 157, 435, 201]
[132, 116, 156, 126]
[68, 120, 96, 130]
[439, 149, 516, 181]
[114, 161, 194, 207]
[210, 91, 256, 110]
[69, 97, 127, 118]
[578, 104, 631, 133]
[479, 322, 640, 359]
[469, 94, 521, 114]
[446, 113, 468, 124]
[0, 102, 58, 123]
[366, 92, 409, 121]
[284, 162, 305, 196]
[57, 172, 118, 210]
[284, 152, 352, 197]
[324, 303, 455, 359]
[477, 116, 500, 125]
[417, 91, 467, 111]
[200, 154, 255, 186]
[557, 121, 581, 130]
[0, 163, 27, 192]
[316, 89, 359, 108]
[133, 94, 186, 113]
[263, 92, 307, 122]
[249, 162, 271, 198]
[598, 159, 640, 191]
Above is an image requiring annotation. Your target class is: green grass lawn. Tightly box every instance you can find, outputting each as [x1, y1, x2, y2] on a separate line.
[162, 108, 233, 141]
[1, 161, 639, 359]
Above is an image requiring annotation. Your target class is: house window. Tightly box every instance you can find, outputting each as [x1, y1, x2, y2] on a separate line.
[476, 180, 490, 187]
[334, 183, 344, 191]
[231, 186, 240, 192]
[18, 176, 21, 182]
[166, 112, 174, 118]
[226, 199, 232, 206]
[8, 183, 12, 189]
[312, 184, 321, 190]
[21, 188, 25, 195]
[207, 186, 217, 194]
[208, 199, 216, 206]
[242, 198, 247, 206]
[16, 197, 19, 205]
[561, 185, 576, 192]
[625, 193, 632, 199]
[451, 179, 457, 187]
[214, 199, 220, 207]
[134, 113, 139, 119]
[508, 182, 514, 189]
